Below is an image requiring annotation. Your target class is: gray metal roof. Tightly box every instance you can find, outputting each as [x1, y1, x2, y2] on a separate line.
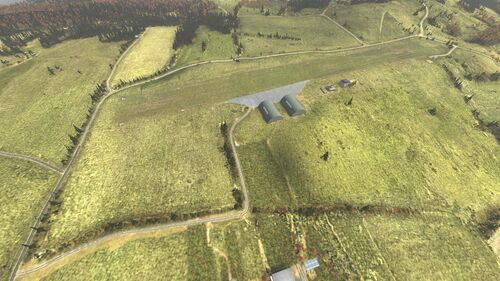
[271, 268, 298, 281]
[258, 100, 283, 123]
[280, 94, 304, 117]
[227, 80, 308, 107]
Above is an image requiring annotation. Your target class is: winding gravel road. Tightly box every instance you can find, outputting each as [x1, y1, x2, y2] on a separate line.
[0, 151, 63, 174]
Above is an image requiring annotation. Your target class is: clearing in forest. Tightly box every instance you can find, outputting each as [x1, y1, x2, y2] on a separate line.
[110, 26, 177, 87]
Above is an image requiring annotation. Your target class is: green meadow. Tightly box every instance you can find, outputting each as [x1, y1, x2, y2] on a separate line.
[325, 0, 421, 43]
[0, 158, 58, 281]
[235, 59, 499, 218]
[239, 15, 359, 56]
[0, 38, 122, 166]
[41, 222, 265, 281]
[110, 26, 177, 87]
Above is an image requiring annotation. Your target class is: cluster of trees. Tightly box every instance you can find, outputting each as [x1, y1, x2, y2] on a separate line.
[231, 31, 244, 55]
[173, 11, 239, 50]
[288, 0, 330, 12]
[46, 65, 63, 75]
[471, 110, 500, 143]
[219, 122, 239, 180]
[255, 31, 301, 41]
[464, 70, 500, 82]
[0, 0, 216, 50]
[470, 24, 500, 45]
[252, 203, 418, 216]
[441, 63, 463, 90]
[459, 0, 499, 13]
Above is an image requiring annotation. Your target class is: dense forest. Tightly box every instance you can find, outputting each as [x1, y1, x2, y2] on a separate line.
[0, 0, 224, 54]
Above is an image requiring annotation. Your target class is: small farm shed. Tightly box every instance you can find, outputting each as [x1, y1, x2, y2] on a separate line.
[280, 94, 305, 117]
[304, 258, 320, 271]
[258, 100, 283, 123]
[270, 268, 299, 281]
[339, 79, 351, 88]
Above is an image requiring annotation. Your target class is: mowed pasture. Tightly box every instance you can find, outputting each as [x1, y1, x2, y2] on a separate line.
[37, 222, 265, 281]
[0, 158, 58, 281]
[235, 59, 500, 217]
[36, 99, 243, 254]
[110, 26, 176, 87]
[326, 0, 421, 43]
[0, 38, 122, 166]
[240, 15, 360, 56]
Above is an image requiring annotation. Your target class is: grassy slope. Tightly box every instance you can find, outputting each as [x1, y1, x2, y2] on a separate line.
[283, 212, 499, 280]
[240, 15, 359, 56]
[424, 0, 500, 55]
[42, 229, 190, 281]
[175, 26, 235, 66]
[41, 223, 264, 281]
[0, 38, 122, 166]
[38, 213, 500, 281]
[443, 48, 500, 123]
[110, 26, 176, 87]
[235, 59, 499, 217]
[327, 0, 420, 43]
[38, 101, 242, 252]
[364, 213, 499, 280]
[0, 158, 57, 281]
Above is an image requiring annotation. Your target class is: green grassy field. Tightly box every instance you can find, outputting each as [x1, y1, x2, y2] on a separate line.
[41, 211, 499, 281]
[35, 100, 243, 253]
[258, 212, 500, 280]
[326, 0, 421, 43]
[0, 158, 58, 281]
[175, 26, 236, 66]
[124, 37, 443, 111]
[424, 0, 491, 43]
[110, 26, 177, 87]
[0, 37, 122, 166]
[41, 222, 265, 281]
[441, 49, 500, 123]
[31, 35, 444, 263]
[363, 213, 499, 280]
[240, 15, 359, 56]
[235, 59, 499, 218]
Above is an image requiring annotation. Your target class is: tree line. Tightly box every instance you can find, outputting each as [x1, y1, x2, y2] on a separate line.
[0, 0, 216, 51]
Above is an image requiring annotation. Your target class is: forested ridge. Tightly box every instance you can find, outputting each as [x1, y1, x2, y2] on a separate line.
[0, 0, 235, 54]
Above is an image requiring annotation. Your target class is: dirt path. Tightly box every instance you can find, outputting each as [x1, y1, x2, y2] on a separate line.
[0, 151, 63, 174]
[206, 222, 233, 281]
[379, 11, 387, 39]
[429, 44, 458, 59]
[320, 0, 365, 45]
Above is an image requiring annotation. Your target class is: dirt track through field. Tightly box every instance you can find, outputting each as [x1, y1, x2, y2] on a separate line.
[0, 151, 63, 174]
